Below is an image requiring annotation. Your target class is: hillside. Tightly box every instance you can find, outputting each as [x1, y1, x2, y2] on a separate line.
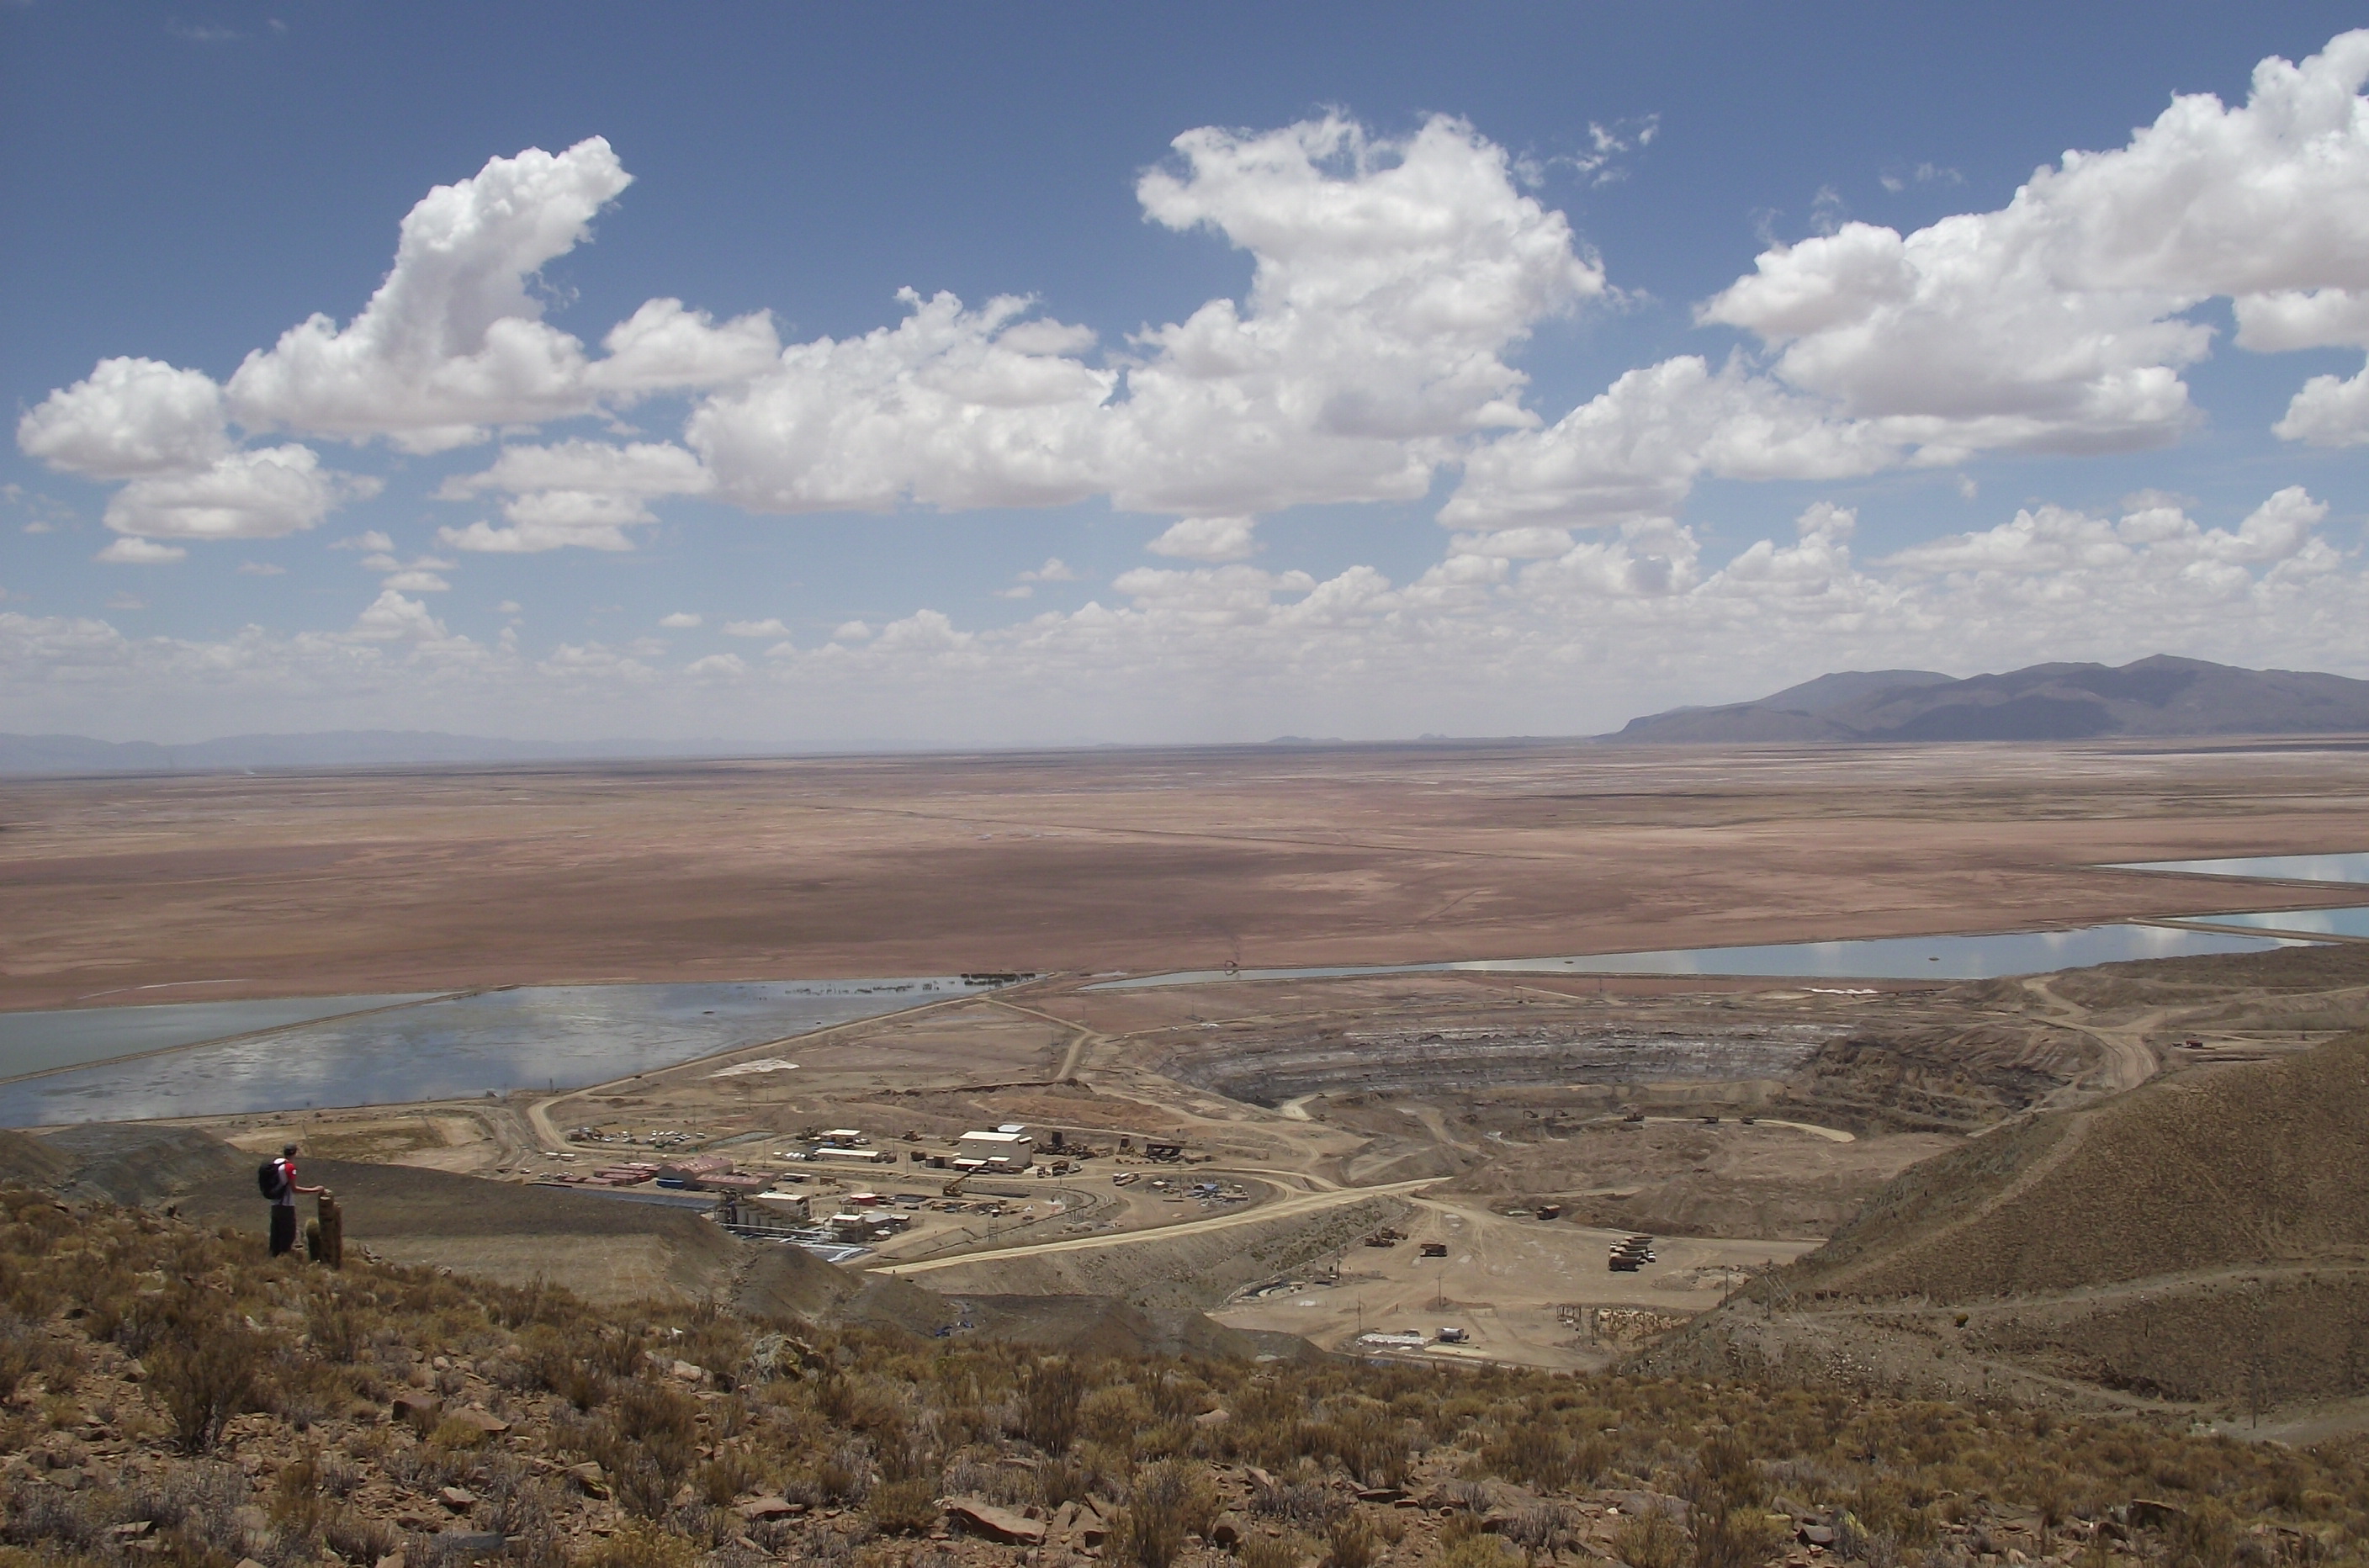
[3, 1176, 2365, 1568]
[1611, 654, 2369, 743]
[1651, 1030, 2369, 1417]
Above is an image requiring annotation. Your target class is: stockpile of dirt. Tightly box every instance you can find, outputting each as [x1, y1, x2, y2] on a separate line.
[1803, 1030, 2369, 1302]
[0, 1128, 75, 1189]
[734, 1242, 956, 1335]
[36, 1121, 251, 1205]
[1438, 1122, 1958, 1241]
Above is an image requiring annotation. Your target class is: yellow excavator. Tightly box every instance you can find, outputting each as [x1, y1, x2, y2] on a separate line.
[941, 1173, 968, 1198]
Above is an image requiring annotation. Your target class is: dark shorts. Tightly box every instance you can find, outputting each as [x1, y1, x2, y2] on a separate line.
[270, 1203, 298, 1256]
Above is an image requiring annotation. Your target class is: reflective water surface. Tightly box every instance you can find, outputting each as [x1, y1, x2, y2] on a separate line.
[1089, 923, 2301, 991]
[0, 978, 971, 1127]
[0, 994, 448, 1080]
[2182, 906, 2369, 938]
[2111, 852, 2369, 884]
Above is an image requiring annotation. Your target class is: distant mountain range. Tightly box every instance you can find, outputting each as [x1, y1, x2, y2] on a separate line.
[1609, 655, 2369, 743]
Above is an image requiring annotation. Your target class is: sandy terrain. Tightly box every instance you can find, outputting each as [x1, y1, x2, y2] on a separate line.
[7, 738, 2369, 1010]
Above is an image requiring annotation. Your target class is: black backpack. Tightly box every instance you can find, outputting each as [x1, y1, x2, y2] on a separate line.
[257, 1159, 288, 1200]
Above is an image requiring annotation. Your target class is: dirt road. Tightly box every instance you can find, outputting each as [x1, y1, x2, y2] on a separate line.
[872, 1175, 1445, 1276]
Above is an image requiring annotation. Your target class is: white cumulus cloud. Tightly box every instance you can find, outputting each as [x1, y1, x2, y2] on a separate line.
[723, 617, 790, 638]
[18, 358, 229, 479]
[94, 537, 188, 564]
[1147, 516, 1259, 561]
[659, 612, 704, 629]
[103, 446, 377, 542]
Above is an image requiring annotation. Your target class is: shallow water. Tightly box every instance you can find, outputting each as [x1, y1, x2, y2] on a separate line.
[0, 977, 975, 1127]
[2183, 905, 2369, 938]
[1088, 922, 2300, 990]
[2111, 851, 2369, 884]
[0, 994, 448, 1079]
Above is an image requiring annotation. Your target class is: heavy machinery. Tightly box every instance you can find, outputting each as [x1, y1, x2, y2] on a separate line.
[1608, 1233, 1656, 1273]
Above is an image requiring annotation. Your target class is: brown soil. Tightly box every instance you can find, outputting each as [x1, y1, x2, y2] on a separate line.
[1651, 1025, 2369, 1418]
[8, 739, 2369, 1009]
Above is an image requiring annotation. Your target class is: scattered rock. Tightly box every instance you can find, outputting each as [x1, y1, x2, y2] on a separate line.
[943, 1497, 1048, 1545]
[737, 1496, 803, 1522]
[434, 1532, 504, 1558]
[1801, 1525, 1837, 1546]
[669, 1359, 704, 1382]
[1194, 1407, 1232, 1428]
[1211, 1513, 1246, 1549]
[443, 1407, 510, 1435]
[437, 1486, 478, 1511]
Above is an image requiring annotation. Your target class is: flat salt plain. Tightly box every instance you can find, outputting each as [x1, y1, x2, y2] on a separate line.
[0, 978, 981, 1127]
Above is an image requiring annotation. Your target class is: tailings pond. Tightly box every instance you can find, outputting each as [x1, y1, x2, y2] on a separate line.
[0, 977, 983, 1127]
[1091, 921, 2310, 991]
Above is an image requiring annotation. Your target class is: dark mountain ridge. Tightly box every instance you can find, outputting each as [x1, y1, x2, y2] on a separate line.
[1611, 654, 2369, 743]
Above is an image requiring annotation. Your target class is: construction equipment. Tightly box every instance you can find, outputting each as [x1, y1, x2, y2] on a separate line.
[1419, 1241, 1449, 1258]
[941, 1173, 968, 1198]
[1364, 1227, 1407, 1248]
[1608, 1233, 1656, 1273]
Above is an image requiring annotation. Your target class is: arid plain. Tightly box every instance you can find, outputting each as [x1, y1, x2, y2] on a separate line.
[5, 737, 2369, 1419]
[5, 738, 2368, 1009]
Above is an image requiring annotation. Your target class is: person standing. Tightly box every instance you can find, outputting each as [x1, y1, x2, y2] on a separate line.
[266, 1142, 326, 1258]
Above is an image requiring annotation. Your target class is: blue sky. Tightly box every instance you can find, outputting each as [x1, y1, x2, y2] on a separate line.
[6, 3, 2367, 744]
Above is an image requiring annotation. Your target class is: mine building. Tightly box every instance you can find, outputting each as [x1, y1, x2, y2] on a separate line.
[751, 1191, 812, 1221]
[809, 1146, 896, 1165]
[654, 1154, 735, 1187]
[956, 1126, 1035, 1170]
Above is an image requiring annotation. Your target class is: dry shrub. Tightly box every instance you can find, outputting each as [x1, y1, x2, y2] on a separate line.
[0, 1317, 43, 1401]
[697, 1449, 764, 1505]
[1312, 1400, 1412, 1489]
[577, 1519, 697, 1568]
[1115, 1459, 1216, 1568]
[1433, 1537, 1521, 1568]
[1022, 1356, 1084, 1454]
[1082, 1382, 1152, 1449]
[1324, 1509, 1381, 1568]
[1690, 1491, 1779, 1568]
[150, 1313, 264, 1453]
[426, 1415, 490, 1452]
[1613, 1508, 1689, 1568]
[867, 1476, 940, 1535]
[1242, 1533, 1313, 1568]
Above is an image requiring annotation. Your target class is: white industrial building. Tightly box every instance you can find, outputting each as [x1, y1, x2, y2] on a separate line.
[956, 1126, 1034, 1170]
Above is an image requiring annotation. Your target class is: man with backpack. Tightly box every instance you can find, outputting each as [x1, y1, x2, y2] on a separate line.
[260, 1142, 326, 1258]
